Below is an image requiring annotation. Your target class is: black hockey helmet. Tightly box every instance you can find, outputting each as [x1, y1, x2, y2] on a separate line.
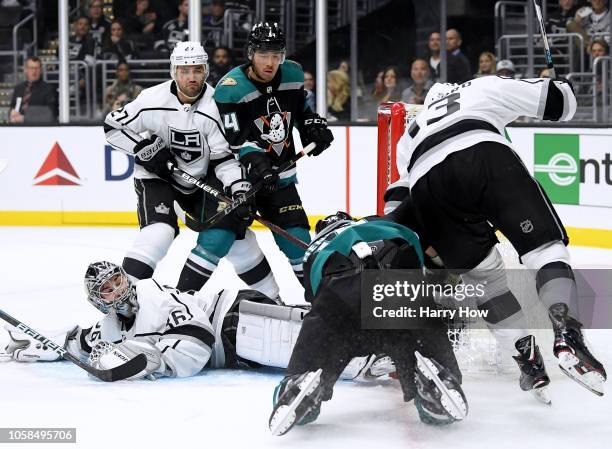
[247, 21, 286, 60]
[315, 211, 354, 235]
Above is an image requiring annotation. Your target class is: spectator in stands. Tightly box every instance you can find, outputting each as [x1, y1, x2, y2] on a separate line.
[101, 20, 137, 60]
[568, 0, 611, 48]
[475, 51, 496, 77]
[9, 57, 57, 124]
[590, 36, 610, 60]
[304, 70, 316, 111]
[68, 15, 97, 65]
[446, 28, 472, 83]
[547, 0, 581, 33]
[372, 66, 403, 104]
[327, 69, 350, 122]
[401, 58, 433, 105]
[155, 0, 189, 55]
[104, 61, 143, 114]
[208, 46, 232, 86]
[427, 31, 441, 80]
[123, 0, 158, 36]
[496, 59, 516, 78]
[88, 0, 112, 46]
[337, 59, 350, 73]
[203, 0, 225, 48]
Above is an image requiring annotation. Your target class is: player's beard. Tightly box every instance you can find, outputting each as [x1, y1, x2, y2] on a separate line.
[179, 80, 204, 98]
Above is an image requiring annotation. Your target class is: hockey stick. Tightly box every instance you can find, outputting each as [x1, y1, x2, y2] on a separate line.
[168, 163, 309, 250]
[0, 309, 147, 382]
[532, 0, 557, 79]
[169, 142, 317, 233]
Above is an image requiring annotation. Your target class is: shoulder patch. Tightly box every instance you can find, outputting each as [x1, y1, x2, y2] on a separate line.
[220, 77, 237, 86]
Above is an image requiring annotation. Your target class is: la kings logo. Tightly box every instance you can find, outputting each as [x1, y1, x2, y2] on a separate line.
[253, 97, 291, 156]
[169, 127, 203, 164]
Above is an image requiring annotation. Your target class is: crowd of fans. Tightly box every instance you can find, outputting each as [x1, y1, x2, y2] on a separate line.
[3, 0, 611, 124]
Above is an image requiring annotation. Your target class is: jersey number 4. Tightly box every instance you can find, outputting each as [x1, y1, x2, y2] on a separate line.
[426, 92, 460, 125]
[223, 112, 240, 132]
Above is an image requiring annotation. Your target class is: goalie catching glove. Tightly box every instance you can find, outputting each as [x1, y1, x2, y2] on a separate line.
[134, 134, 175, 180]
[88, 340, 166, 381]
[300, 113, 333, 156]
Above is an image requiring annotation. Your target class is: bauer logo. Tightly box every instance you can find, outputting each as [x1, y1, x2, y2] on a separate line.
[33, 142, 81, 186]
[533, 133, 612, 208]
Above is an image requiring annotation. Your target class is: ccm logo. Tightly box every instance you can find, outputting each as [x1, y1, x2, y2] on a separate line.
[279, 205, 303, 213]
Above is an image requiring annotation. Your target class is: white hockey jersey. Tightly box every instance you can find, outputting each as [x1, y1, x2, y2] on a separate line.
[104, 80, 242, 193]
[67, 279, 240, 377]
[397, 76, 577, 189]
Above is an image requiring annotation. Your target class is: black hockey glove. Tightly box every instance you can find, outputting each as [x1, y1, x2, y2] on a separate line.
[228, 179, 255, 223]
[134, 134, 174, 180]
[301, 114, 334, 156]
[241, 151, 279, 193]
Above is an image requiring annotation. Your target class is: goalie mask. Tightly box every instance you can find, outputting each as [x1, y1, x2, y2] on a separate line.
[84, 261, 138, 317]
[314, 211, 354, 237]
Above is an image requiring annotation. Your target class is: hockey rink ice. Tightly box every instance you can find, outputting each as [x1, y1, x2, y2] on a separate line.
[0, 226, 611, 449]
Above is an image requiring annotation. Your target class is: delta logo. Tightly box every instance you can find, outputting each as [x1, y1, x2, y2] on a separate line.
[33, 142, 81, 186]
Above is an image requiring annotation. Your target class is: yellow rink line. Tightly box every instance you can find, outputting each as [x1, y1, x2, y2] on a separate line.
[0, 211, 611, 250]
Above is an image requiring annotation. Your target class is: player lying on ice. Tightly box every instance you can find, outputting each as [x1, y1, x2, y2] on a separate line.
[384, 75, 607, 399]
[0, 261, 392, 382]
[268, 212, 468, 436]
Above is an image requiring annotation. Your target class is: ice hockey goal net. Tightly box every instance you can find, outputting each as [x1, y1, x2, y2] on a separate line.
[376, 102, 554, 373]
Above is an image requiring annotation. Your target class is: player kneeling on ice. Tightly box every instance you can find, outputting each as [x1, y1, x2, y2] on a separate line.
[1, 261, 394, 382]
[268, 212, 468, 436]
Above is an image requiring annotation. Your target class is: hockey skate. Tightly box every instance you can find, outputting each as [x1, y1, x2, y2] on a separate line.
[512, 335, 551, 405]
[549, 303, 607, 396]
[269, 369, 323, 436]
[414, 351, 468, 425]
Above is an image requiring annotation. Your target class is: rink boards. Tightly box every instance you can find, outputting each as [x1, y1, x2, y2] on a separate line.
[0, 124, 611, 248]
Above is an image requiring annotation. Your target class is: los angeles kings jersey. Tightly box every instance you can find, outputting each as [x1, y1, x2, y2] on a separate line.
[214, 60, 311, 186]
[104, 80, 242, 194]
[67, 279, 241, 377]
[398, 76, 577, 189]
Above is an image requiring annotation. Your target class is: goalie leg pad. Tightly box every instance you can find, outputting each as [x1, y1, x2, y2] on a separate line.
[236, 300, 309, 368]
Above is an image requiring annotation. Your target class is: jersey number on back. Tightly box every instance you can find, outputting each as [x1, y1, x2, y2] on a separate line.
[426, 92, 460, 125]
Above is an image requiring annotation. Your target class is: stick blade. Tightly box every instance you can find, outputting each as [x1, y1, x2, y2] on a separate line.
[94, 353, 148, 382]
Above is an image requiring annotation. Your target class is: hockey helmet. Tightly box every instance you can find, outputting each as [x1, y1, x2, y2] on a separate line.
[170, 41, 209, 81]
[247, 21, 286, 62]
[84, 261, 138, 316]
[315, 211, 354, 236]
[424, 82, 457, 107]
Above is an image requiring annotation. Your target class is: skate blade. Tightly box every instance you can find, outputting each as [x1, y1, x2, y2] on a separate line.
[531, 386, 552, 406]
[558, 352, 605, 397]
[415, 351, 467, 420]
[269, 369, 323, 436]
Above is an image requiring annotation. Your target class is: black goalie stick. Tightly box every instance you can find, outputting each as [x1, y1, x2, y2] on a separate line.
[0, 308, 147, 382]
[532, 0, 557, 79]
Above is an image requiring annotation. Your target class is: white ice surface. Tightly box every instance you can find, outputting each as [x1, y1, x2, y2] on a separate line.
[0, 227, 611, 449]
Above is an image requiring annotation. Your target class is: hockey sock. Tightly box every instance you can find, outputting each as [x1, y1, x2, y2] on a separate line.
[272, 226, 310, 286]
[536, 261, 578, 313]
[123, 222, 175, 281]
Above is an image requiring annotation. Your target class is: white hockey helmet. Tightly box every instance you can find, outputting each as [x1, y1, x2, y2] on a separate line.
[170, 41, 209, 81]
[424, 82, 458, 107]
[84, 261, 138, 316]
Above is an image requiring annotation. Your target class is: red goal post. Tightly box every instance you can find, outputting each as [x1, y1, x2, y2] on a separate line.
[376, 102, 423, 215]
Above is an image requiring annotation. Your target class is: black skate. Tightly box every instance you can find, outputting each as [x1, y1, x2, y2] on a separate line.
[269, 369, 323, 436]
[549, 303, 607, 396]
[512, 335, 551, 405]
[414, 351, 468, 425]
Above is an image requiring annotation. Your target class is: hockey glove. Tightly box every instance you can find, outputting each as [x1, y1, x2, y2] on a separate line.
[301, 114, 334, 156]
[241, 151, 279, 193]
[228, 179, 255, 222]
[88, 340, 166, 380]
[134, 134, 174, 180]
[0, 325, 62, 362]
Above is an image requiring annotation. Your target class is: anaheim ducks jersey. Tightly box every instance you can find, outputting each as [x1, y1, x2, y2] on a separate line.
[214, 60, 311, 186]
[400, 76, 577, 189]
[67, 279, 241, 377]
[104, 80, 242, 194]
